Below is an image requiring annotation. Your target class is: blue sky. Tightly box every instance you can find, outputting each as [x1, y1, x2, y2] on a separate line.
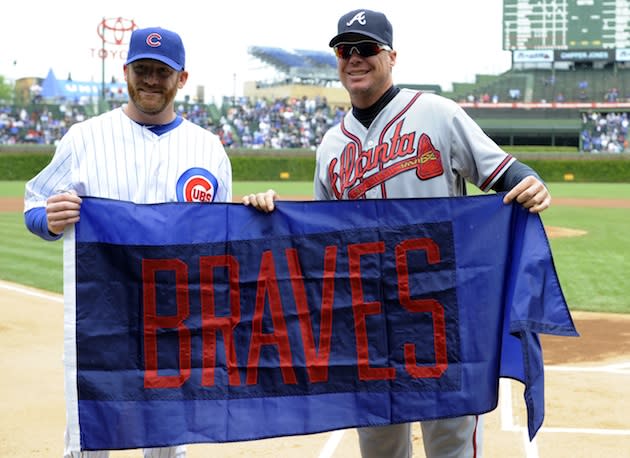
[1, 0, 511, 101]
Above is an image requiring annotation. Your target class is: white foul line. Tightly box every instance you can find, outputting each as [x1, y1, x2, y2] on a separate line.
[318, 430, 345, 458]
[546, 363, 630, 374]
[500, 362, 630, 458]
[500, 379, 540, 458]
[499, 378, 515, 431]
[539, 427, 630, 435]
[522, 429, 539, 458]
[0, 281, 63, 303]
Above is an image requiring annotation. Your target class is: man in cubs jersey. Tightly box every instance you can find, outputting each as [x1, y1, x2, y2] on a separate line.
[24, 26, 271, 458]
[316, 9, 551, 458]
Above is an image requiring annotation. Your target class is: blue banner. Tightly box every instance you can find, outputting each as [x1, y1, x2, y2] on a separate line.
[63, 194, 577, 452]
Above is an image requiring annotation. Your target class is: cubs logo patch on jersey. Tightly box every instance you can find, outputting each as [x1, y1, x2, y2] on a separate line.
[176, 167, 218, 203]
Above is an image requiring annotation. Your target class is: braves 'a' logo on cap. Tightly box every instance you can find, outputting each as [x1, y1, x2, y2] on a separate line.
[145, 32, 163, 48]
[346, 11, 367, 26]
[176, 167, 218, 202]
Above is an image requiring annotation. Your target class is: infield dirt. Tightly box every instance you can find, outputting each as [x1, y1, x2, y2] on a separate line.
[1, 282, 628, 458]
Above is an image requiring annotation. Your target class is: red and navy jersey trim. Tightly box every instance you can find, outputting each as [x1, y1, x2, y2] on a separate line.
[480, 154, 514, 191]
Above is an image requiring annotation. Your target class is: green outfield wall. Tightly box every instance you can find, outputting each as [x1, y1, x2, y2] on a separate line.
[1, 145, 628, 183]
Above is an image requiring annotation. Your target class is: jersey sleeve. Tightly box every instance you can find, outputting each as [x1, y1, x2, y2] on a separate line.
[492, 160, 543, 192]
[23, 129, 79, 240]
[449, 104, 515, 192]
[208, 133, 232, 202]
[24, 207, 62, 241]
[313, 151, 329, 200]
[216, 145, 233, 203]
[24, 130, 76, 212]
[313, 132, 337, 201]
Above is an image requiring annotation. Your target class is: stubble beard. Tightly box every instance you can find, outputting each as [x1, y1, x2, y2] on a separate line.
[128, 85, 174, 116]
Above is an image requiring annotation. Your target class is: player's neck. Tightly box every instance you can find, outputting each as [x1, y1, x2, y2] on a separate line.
[352, 85, 399, 128]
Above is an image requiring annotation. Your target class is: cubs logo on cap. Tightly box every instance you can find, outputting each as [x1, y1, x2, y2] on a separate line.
[176, 168, 218, 203]
[125, 26, 186, 71]
[329, 9, 393, 48]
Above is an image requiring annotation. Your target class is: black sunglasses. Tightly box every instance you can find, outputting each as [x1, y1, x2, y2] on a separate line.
[333, 41, 392, 59]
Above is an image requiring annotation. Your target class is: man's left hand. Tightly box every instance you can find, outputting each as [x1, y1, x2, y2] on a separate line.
[503, 175, 551, 213]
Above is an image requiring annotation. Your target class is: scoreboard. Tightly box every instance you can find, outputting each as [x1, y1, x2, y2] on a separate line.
[503, 0, 630, 50]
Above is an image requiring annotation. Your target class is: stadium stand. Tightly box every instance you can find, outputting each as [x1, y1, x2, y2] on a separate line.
[445, 67, 630, 106]
[294, 49, 338, 69]
[580, 111, 629, 153]
[5, 43, 630, 151]
[248, 46, 308, 71]
[216, 95, 346, 149]
[246, 46, 338, 88]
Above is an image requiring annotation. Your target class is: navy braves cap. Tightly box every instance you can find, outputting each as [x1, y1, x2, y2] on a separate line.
[125, 27, 185, 71]
[329, 9, 393, 48]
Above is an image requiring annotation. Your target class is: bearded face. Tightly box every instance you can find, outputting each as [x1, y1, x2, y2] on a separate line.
[125, 60, 182, 116]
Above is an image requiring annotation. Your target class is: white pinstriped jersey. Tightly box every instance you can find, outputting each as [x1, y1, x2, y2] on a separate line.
[314, 89, 515, 200]
[24, 107, 231, 210]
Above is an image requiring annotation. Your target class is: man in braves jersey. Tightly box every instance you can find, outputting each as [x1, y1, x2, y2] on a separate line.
[245, 8, 551, 458]
[24, 26, 274, 458]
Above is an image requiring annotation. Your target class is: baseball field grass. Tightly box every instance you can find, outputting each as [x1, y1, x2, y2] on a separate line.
[1, 180, 629, 314]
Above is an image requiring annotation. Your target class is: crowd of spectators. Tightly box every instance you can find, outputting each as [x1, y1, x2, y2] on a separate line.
[1, 95, 347, 149]
[218, 96, 346, 149]
[581, 111, 629, 153]
[3, 94, 630, 154]
[0, 104, 86, 145]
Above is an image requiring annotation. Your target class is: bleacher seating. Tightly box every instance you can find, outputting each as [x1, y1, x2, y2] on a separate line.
[247, 46, 307, 71]
[294, 49, 337, 69]
[446, 66, 630, 105]
[247, 46, 338, 84]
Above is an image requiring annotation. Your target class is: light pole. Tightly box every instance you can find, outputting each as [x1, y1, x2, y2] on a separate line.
[232, 72, 236, 107]
[100, 17, 106, 114]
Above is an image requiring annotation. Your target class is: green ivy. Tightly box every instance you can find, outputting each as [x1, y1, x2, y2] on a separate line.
[2, 148, 629, 183]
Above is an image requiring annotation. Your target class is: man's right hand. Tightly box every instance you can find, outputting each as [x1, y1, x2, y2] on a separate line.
[241, 189, 279, 213]
[46, 191, 82, 235]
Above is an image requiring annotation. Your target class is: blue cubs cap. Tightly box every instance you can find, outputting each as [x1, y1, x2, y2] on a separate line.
[329, 9, 393, 48]
[125, 27, 185, 71]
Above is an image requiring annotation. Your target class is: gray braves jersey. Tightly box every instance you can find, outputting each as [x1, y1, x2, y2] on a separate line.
[317, 89, 501, 458]
[25, 106, 231, 211]
[314, 89, 514, 200]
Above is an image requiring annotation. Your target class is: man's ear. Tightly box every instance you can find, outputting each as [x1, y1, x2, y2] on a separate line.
[178, 71, 189, 88]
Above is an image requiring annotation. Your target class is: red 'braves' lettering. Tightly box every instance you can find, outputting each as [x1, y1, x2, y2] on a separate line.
[328, 119, 417, 198]
[348, 241, 397, 381]
[286, 246, 338, 383]
[200, 255, 241, 387]
[143, 259, 191, 389]
[396, 238, 448, 378]
[141, 237, 448, 388]
[247, 250, 297, 385]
